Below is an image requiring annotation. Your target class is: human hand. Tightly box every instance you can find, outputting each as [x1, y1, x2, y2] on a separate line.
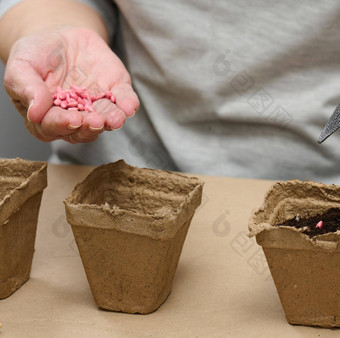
[4, 27, 139, 143]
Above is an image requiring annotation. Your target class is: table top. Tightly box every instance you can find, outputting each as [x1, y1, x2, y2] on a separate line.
[0, 164, 338, 337]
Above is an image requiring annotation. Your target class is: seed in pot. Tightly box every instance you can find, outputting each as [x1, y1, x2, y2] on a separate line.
[315, 220, 323, 228]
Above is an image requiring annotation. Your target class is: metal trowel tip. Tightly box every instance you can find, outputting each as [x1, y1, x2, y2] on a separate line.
[318, 103, 340, 144]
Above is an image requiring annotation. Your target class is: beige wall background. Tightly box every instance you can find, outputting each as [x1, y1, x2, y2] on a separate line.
[0, 63, 51, 161]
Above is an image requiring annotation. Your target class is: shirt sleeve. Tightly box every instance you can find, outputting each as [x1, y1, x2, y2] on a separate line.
[0, 0, 117, 43]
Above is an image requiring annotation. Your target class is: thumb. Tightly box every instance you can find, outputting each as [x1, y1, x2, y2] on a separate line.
[4, 63, 53, 124]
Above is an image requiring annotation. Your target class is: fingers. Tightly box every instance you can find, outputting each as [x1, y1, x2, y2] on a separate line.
[5, 60, 138, 143]
[64, 133, 98, 144]
[105, 106, 127, 130]
[92, 99, 126, 130]
[40, 107, 83, 135]
[73, 111, 105, 142]
[26, 104, 128, 143]
[4, 61, 52, 123]
[111, 83, 140, 117]
[88, 83, 139, 131]
[6, 72, 138, 143]
[40, 107, 106, 143]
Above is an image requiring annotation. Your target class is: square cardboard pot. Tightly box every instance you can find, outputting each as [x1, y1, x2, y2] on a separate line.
[0, 158, 47, 298]
[64, 160, 203, 314]
[249, 179, 340, 327]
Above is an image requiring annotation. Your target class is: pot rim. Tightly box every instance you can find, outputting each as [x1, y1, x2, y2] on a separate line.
[248, 179, 340, 251]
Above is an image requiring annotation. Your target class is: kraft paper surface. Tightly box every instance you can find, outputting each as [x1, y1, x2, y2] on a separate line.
[0, 164, 338, 337]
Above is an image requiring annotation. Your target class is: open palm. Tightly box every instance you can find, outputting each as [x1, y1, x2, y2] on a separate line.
[4, 27, 139, 143]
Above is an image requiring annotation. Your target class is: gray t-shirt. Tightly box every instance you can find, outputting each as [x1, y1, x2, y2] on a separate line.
[2, 1, 340, 182]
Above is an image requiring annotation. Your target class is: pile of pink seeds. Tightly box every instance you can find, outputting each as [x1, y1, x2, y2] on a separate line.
[53, 85, 116, 112]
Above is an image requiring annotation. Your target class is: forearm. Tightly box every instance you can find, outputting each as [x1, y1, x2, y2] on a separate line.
[0, 0, 109, 62]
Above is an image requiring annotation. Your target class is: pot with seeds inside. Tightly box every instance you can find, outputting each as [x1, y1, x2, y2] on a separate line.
[249, 179, 340, 328]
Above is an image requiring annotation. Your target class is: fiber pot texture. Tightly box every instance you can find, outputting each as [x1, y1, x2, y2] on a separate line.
[0, 158, 47, 299]
[249, 179, 340, 328]
[64, 160, 203, 314]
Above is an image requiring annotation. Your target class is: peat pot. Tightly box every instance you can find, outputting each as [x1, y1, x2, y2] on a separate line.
[0, 158, 47, 298]
[249, 179, 340, 327]
[64, 160, 203, 314]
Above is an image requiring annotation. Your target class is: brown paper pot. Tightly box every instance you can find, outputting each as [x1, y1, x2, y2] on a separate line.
[0, 158, 47, 299]
[64, 160, 203, 314]
[249, 179, 340, 327]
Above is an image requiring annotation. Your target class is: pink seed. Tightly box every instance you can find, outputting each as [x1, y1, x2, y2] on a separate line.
[67, 101, 78, 108]
[316, 221, 323, 228]
[77, 98, 86, 105]
[53, 86, 117, 113]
